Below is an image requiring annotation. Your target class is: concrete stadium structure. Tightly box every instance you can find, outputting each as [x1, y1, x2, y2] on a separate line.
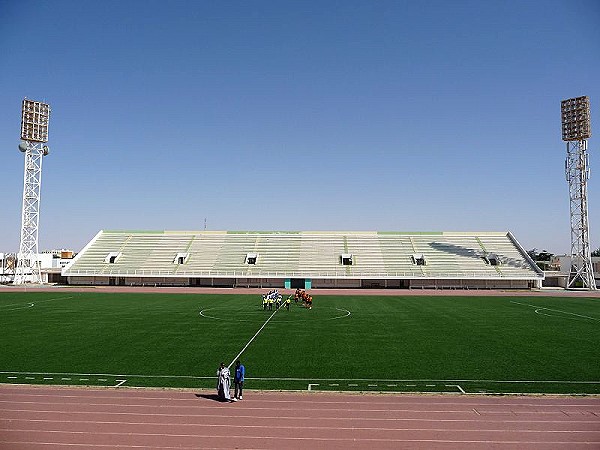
[61, 230, 544, 289]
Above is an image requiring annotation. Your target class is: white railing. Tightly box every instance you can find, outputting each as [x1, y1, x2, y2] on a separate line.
[62, 268, 543, 279]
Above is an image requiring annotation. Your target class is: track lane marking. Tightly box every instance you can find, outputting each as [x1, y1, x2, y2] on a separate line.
[0, 430, 598, 446]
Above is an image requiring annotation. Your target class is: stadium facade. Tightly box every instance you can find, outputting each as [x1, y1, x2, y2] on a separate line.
[61, 230, 544, 289]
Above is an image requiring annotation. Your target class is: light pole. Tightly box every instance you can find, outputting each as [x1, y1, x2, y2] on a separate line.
[561, 96, 596, 290]
[14, 99, 51, 285]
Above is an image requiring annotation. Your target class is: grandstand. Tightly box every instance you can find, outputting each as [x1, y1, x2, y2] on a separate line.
[61, 230, 544, 289]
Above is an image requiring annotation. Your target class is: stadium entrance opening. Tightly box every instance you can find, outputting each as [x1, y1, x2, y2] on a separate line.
[290, 278, 305, 289]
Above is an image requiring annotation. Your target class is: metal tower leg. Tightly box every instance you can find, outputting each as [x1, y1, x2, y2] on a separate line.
[14, 142, 45, 285]
[565, 140, 596, 290]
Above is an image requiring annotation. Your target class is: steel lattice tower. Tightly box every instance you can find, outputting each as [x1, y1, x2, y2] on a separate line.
[561, 96, 596, 290]
[14, 99, 50, 285]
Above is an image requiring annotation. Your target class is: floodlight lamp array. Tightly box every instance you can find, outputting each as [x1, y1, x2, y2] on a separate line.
[561, 96, 591, 141]
[21, 99, 50, 143]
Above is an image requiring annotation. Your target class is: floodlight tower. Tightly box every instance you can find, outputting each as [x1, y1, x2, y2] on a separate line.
[14, 99, 51, 285]
[561, 96, 596, 290]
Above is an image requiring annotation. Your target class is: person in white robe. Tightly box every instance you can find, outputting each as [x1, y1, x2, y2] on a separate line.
[216, 362, 232, 401]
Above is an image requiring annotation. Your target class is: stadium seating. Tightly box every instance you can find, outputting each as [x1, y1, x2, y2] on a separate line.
[62, 230, 543, 287]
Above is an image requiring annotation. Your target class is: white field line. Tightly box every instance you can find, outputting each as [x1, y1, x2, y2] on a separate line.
[2, 371, 600, 385]
[199, 306, 351, 322]
[535, 309, 554, 317]
[510, 301, 600, 321]
[0, 302, 35, 309]
[198, 308, 224, 320]
[0, 303, 35, 312]
[228, 306, 280, 368]
[328, 308, 351, 320]
[0, 296, 74, 310]
[446, 384, 466, 394]
[203, 303, 350, 371]
[114, 379, 127, 387]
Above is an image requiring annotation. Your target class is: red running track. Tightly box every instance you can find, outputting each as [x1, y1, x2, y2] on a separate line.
[0, 385, 598, 449]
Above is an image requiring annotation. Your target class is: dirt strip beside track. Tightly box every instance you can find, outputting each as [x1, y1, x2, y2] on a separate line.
[0, 385, 598, 449]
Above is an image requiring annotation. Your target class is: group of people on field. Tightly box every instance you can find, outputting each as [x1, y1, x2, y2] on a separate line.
[216, 360, 245, 402]
[261, 289, 292, 311]
[294, 288, 313, 309]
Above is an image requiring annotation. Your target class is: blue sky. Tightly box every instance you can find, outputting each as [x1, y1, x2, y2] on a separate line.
[1, 0, 599, 254]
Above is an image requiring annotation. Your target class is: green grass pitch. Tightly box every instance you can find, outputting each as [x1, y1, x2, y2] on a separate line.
[0, 291, 599, 394]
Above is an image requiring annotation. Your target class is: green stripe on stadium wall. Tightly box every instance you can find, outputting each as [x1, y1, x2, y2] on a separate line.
[227, 230, 301, 234]
[377, 231, 443, 235]
[103, 230, 165, 234]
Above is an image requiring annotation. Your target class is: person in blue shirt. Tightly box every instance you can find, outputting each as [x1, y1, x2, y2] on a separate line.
[233, 360, 245, 400]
